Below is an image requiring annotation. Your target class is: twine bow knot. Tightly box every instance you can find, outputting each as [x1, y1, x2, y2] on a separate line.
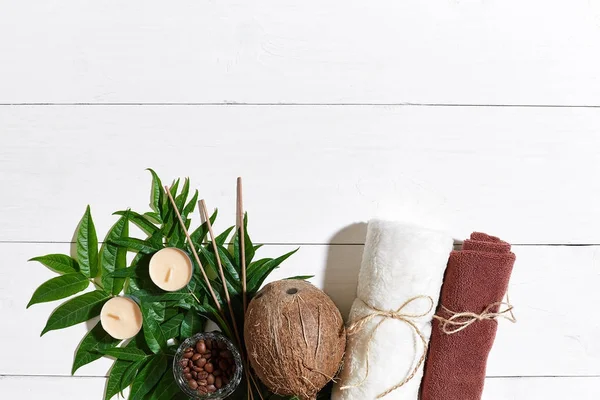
[340, 295, 435, 399]
[433, 299, 516, 335]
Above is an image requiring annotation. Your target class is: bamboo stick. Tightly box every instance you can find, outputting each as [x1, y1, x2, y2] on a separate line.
[198, 199, 244, 346]
[163, 186, 222, 313]
[237, 177, 248, 313]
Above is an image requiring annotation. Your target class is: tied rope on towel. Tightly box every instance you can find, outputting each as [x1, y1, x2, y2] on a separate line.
[433, 296, 516, 335]
[340, 295, 435, 399]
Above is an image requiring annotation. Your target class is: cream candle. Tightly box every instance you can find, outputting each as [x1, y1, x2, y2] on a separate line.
[149, 247, 193, 291]
[100, 297, 143, 340]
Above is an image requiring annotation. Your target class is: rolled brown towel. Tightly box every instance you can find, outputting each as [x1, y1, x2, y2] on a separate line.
[420, 232, 516, 400]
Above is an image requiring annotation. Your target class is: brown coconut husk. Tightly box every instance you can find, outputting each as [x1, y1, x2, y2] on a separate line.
[244, 280, 346, 400]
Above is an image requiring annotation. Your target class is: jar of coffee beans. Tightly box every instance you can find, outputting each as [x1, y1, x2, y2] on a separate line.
[173, 332, 243, 399]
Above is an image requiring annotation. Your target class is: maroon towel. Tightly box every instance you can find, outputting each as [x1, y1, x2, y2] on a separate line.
[420, 233, 516, 400]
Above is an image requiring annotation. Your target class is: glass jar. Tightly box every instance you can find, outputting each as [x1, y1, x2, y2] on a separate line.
[173, 332, 243, 399]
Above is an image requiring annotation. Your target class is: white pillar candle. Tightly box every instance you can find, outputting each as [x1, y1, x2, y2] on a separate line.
[149, 247, 193, 291]
[100, 297, 143, 340]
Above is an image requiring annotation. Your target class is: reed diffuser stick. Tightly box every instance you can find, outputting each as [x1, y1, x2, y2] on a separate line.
[237, 177, 248, 313]
[198, 199, 244, 347]
[163, 186, 222, 313]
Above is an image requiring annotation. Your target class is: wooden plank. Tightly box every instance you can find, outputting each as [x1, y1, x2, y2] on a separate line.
[5, 243, 600, 377]
[1, 1, 600, 105]
[2, 106, 600, 244]
[1, 376, 599, 399]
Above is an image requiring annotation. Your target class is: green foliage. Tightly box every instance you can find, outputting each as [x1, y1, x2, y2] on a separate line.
[27, 273, 89, 308]
[28, 169, 305, 400]
[76, 206, 99, 278]
[29, 254, 79, 274]
[100, 213, 130, 295]
[41, 290, 111, 336]
[72, 322, 121, 374]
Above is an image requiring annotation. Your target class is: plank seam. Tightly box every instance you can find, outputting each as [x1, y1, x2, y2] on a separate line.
[1, 103, 600, 108]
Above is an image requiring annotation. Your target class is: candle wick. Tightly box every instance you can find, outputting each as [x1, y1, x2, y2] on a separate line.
[107, 313, 120, 321]
[165, 266, 174, 283]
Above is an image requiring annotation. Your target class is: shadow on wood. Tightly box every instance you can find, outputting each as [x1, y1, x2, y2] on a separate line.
[322, 223, 367, 320]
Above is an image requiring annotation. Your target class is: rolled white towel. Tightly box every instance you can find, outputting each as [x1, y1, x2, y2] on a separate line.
[332, 219, 452, 400]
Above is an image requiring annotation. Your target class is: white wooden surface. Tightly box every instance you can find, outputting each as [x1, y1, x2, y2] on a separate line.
[2, 0, 600, 105]
[1, 1, 599, 399]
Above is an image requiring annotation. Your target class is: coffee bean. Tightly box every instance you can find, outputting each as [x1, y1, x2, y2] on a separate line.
[192, 353, 202, 361]
[188, 380, 198, 390]
[198, 386, 208, 394]
[204, 362, 214, 373]
[180, 359, 189, 367]
[207, 374, 215, 385]
[183, 367, 190, 373]
[183, 351, 193, 359]
[205, 338, 212, 349]
[195, 358, 206, 367]
[184, 373, 192, 380]
[196, 340, 207, 353]
[198, 379, 207, 386]
[198, 371, 208, 379]
[215, 376, 223, 389]
[192, 365, 202, 372]
[207, 384, 217, 393]
[213, 369, 221, 377]
[185, 347, 194, 353]
[191, 371, 198, 378]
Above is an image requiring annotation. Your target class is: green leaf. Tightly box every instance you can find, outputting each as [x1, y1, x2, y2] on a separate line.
[120, 358, 147, 393]
[29, 254, 79, 274]
[169, 178, 180, 198]
[233, 213, 256, 267]
[160, 314, 185, 340]
[100, 214, 130, 295]
[105, 359, 134, 400]
[41, 290, 111, 335]
[141, 304, 167, 353]
[247, 249, 299, 294]
[110, 237, 161, 254]
[175, 178, 190, 213]
[27, 273, 89, 308]
[137, 292, 193, 302]
[162, 307, 179, 323]
[76, 206, 99, 278]
[198, 246, 240, 295]
[180, 310, 204, 338]
[147, 168, 164, 216]
[149, 371, 180, 400]
[144, 212, 162, 224]
[114, 210, 159, 236]
[183, 189, 199, 217]
[190, 209, 218, 246]
[215, 226, 234, 246]
[99, 347, 148, 362]
[285, 275, 314, 281]
[129, 354, 168, 400]
[72, 321, 121, 374]
[109, 267, 139, 278]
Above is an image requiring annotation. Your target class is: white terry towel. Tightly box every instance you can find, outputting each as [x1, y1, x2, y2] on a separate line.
[332, 219, 452, 400]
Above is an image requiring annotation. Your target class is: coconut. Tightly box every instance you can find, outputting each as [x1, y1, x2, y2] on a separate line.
[244, 279, 346, 400]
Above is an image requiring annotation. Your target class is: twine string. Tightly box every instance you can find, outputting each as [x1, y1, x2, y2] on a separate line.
[340, 295, 435, 399]
[432, 297, 516, 335]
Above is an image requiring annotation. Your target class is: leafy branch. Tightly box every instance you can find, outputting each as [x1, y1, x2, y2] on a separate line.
[27, 169, 312, 400]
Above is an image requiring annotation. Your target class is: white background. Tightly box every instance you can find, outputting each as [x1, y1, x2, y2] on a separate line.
[1, 1, 600, 398]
